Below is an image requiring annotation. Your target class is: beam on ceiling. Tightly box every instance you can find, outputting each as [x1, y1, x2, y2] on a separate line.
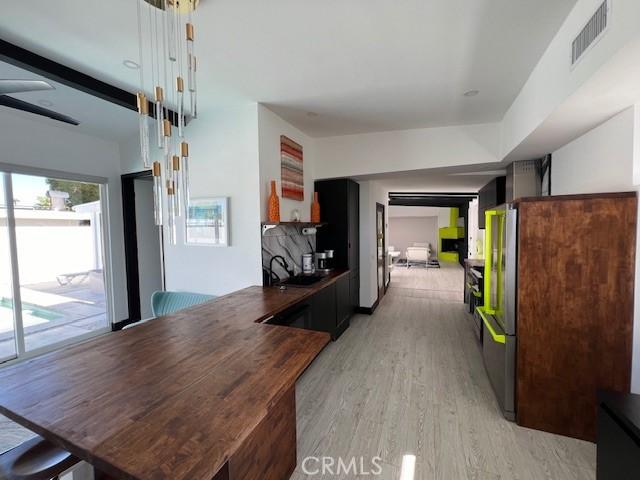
[0, 38, 179, 125]
[388, 193, 477, 208]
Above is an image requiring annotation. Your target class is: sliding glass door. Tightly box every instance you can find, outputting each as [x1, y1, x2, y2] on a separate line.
[0, 175, 17, 362]
[0, 169, 111, 362]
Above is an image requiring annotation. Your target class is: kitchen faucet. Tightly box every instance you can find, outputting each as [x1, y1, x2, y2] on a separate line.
[268, 255, 294, 286]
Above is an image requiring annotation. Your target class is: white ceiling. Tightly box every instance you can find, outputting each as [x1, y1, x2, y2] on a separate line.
[355, 164, 506, 193]
[0, 61, 138, 142]
[0, 0, 578, 138]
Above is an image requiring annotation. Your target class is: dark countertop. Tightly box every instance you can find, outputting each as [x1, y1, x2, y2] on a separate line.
[599, 391, 640, 441]
[0, 273, 347, 480]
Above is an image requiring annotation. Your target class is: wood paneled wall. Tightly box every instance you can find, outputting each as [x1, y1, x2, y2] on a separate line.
[516, 193, 636, 441]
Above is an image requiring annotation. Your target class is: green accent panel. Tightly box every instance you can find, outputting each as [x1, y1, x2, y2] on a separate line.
[438, 251, 459, 262]
[439, 226, 465, 239]
[449, 207, 459, 227]
[476, 307, 506, 344]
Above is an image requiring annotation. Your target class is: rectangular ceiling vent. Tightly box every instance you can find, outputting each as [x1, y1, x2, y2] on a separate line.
[572, 0, 609, 66]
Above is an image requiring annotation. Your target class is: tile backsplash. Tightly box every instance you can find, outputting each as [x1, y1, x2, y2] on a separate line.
[262, 225, 316, 284]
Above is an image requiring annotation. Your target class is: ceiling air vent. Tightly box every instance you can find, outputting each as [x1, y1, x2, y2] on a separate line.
[572, 0, 609, 65]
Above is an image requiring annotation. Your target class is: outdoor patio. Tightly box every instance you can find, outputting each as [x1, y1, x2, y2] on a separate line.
[0, 274, 108, 360]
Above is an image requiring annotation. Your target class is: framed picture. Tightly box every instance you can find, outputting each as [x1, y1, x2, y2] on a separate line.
[185, 197, 229, 246]
[280, 135, 304, 201]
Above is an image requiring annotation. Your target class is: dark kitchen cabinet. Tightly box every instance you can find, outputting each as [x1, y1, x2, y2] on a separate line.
[315, 178, 360, 328]
[310, 283, 337, 336]
[349, 270, 359, 314]
[347, 180, 359, 270]
[478, 176, 506, 229]
[315, 179, 360, 273]
[336, 274, 351, 332]
[597, 392, 640, 479]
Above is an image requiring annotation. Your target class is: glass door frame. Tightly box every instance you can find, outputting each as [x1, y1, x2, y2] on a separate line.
[0, 163, 114, 366]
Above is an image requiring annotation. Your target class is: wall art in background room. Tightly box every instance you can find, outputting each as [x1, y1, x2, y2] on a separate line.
[281, 135, 304, 201]
[185, 197, 229, 246]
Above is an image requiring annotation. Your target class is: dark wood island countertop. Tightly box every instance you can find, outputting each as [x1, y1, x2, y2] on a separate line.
[0, 271, 349, 480]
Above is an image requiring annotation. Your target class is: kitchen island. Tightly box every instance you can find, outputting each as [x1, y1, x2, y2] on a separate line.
[0, 274, 349, 480]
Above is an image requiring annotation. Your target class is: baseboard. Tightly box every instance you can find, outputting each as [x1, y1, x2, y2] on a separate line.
[356, 298, 380, 315]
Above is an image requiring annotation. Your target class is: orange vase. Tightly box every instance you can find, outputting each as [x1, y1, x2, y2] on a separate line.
[268, 180, 280, 222]
[311, 191, 321, 223]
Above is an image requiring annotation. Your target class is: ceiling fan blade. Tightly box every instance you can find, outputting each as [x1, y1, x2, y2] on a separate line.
[0, 79, 55, 95]
[0, 95, 80, 126]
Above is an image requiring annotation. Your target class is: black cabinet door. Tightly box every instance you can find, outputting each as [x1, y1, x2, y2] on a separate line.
[315, 180, 349, 268]
[478, 176, 506, 229]
[310, 283, 337, 334]
[336, 275, 351, 328]
[350, 270, 359, 311]
[347, 181, 360, 270]
[597, 406, 640, 479]
[315, 179, 359, 272]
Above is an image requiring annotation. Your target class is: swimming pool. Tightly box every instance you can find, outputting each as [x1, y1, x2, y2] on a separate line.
[0, 297, 61, 335]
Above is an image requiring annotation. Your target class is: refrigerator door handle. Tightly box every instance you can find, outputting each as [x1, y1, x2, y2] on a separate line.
[483, 209, 505, 315]
[477, 307, 506, 344]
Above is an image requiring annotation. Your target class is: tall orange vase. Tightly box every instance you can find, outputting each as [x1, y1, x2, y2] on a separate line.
[311, 191, 321, 223]
[268, 180, 280, 222]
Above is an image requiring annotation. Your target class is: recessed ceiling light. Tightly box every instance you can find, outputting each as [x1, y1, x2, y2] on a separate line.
[123, 60, 140, 70]
[464, 90, 480, 97]
[38, 99, 54, 108]
[306, 111, 319, 118]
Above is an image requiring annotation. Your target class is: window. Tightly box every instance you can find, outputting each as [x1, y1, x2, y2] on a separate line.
[0, 168, 111, 363]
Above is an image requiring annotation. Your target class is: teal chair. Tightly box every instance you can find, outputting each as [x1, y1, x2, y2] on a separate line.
[151, 290, 216, 317]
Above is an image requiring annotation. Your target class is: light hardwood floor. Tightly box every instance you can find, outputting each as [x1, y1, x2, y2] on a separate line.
[292, 262, 596, 479]
[0, 263, 596, 478]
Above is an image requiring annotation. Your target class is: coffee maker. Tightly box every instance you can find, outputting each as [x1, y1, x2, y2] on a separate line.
[316, 250, 334, 273]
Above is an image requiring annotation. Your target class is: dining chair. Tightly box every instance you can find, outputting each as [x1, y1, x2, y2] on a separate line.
[151, 291, 216, 317]
[122, 291, 216, 330]
[0, 435, 79, 480]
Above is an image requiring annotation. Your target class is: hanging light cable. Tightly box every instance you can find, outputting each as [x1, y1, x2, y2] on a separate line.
[135, 0, 200, 238]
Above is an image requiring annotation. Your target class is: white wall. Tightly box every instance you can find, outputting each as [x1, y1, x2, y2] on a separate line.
[0, 110, 128, 322]
[359, 181, 388, 308]
[388, 217, 438, 260]
[134, 178, 163, 320]
[552, 106, 635, 194]
[315, 122, 501, 180]
[162, 104, 263, 296]
[550, 105, 640, 393]
[501, 0, 640, 159]
[258, 105, 317, 222]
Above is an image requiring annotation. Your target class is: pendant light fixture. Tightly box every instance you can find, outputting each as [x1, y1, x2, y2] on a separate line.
[135, 0, 199, 244]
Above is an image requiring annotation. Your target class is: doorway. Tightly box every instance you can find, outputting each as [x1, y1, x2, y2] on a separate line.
[376, 202, 386, 303]
[122, 171, 164, 323]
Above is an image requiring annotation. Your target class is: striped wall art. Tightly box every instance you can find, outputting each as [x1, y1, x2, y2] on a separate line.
[280, 135, 304, 201]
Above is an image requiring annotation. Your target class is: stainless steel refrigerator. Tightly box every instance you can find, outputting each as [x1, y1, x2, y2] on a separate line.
[476, 204, 516, 421]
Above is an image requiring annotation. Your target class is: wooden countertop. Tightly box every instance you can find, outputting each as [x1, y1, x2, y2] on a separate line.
[0, 273, 347, 480]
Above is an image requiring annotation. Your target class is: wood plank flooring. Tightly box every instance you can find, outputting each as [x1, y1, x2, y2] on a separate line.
[0, 263, 596, 478]
[292, 262, 596, 479]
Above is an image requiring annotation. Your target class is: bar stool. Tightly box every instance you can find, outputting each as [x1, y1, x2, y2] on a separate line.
[0, 435, 79, 480]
